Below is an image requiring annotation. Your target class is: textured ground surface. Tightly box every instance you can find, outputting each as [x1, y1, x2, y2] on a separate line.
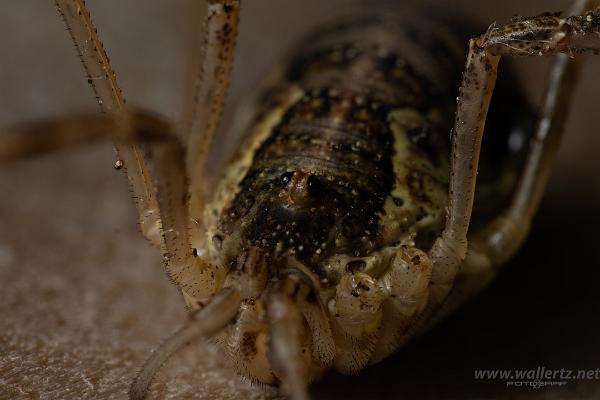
[1, 1, 599, 399]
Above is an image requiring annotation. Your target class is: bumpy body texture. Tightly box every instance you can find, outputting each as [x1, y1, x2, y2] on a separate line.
[196, 11, 532, 383]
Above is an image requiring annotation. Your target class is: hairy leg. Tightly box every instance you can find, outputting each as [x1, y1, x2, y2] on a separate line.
[54, 0, 162, 247]
[182, 0, 240, 209]
[442, 0, 598, 317]
[430, 0, 600, 318]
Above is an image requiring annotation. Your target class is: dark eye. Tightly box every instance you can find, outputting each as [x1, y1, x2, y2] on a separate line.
[280, 172, 293, 185]
[307, 175, 322, 195]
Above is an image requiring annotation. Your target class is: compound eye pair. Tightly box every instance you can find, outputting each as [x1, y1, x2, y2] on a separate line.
[280, 171, 322, 195]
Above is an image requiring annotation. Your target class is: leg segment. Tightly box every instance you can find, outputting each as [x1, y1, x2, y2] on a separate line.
[472, 0, 593, 266]
[427, 1, 600, 311]
[54, 0, 162, 247]
[426, 38, 499, 306]
[182, 0, 240, 200]
[54, 0, 240, 262]
[434, 0, 598, 318]
[0, 111, 221, 300]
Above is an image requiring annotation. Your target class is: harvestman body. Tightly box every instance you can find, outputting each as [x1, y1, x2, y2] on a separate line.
[1, 1, 599, 399]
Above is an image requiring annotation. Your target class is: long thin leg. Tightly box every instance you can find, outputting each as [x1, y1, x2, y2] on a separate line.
[0, 111, 220, 299]
[427, 2, 600, 307]
[182, 0, 240, 201]
[426, 37, 499, 305]
[54, 0, 162, 247]
[429, 0, 597, 322]
[472, 0, 593, 266]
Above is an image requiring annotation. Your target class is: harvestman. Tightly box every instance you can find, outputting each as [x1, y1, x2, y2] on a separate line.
[1, 0, 599, 399]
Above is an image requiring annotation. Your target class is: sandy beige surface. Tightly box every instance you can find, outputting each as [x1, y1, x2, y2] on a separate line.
[1, 1, 599, 399]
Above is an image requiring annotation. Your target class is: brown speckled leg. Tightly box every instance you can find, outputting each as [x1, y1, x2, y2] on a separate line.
[469, 0, 598, 269]
[427, 38, 499, 306]
[429, 0, 600, 310]
[48, 0, 238, 298]
[184, 0, 240, 209]
[437, 0, 598, 321]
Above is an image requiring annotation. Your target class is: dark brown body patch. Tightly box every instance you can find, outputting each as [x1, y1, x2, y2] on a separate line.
[217, 11, 534, 274]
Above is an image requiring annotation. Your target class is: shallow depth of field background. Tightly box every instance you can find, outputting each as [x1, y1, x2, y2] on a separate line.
[0, 1, 599, 399]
